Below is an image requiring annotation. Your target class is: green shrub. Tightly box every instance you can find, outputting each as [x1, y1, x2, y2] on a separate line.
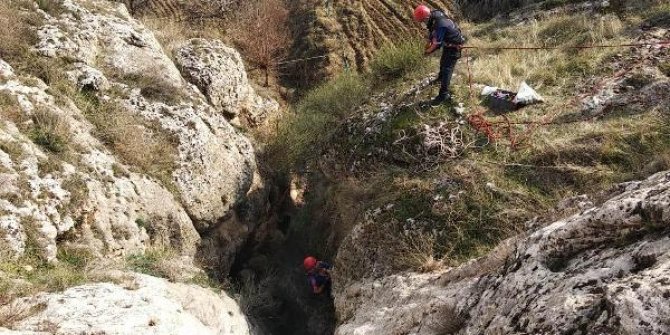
[29, 108, 71, 153]
[57, 246, 94, 269]
[270, 73, 369, 169]
[369, 40, 426, 85]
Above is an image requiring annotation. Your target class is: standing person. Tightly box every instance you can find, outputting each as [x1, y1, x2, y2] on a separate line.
[303, 256, 332, 295]
[413, 5, 466, 106]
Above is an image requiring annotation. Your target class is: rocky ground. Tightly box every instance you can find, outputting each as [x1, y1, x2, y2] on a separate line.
[1, 272, 249, 335]
[334, 170, 670, 335]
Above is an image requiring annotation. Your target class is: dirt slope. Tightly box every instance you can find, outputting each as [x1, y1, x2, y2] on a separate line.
[285, 0, 456, 86]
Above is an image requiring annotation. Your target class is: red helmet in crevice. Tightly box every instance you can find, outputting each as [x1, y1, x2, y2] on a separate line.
[413, 4, 431, 22]
[303, 256, 317, 270]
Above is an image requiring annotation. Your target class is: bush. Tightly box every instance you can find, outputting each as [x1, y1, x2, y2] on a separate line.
[269, 73, 369, 169]
[369, 40, 426, 85]
[113, 72, 187, 106]
[29, 108, 71, 153]
[643, 3, 670, 27]
[660, 62, 670, 77]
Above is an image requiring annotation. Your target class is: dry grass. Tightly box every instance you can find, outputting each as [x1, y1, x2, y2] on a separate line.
[143, 17, 228, 55]
[75, 93, 179, 191]
[0, 299, 47, 329]
[237, 270, 282, 317]
[29, 108, 71, 153]
[461, 14, 624, 92]
[394, 231, 446, 273]
[0, 0, 42, 68]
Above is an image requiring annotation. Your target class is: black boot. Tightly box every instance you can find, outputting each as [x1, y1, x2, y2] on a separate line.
[430, 93, 451, 106]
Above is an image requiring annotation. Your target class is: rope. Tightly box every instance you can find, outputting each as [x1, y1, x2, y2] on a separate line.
[457, 40, 670, 51]
[276, 54, 329, 66]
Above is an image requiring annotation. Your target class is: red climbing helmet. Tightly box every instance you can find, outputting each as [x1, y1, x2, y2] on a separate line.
[413, 4, 431, 22]
[303, 256, 317, 270]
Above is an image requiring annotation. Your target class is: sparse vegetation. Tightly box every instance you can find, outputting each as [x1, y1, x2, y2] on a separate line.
[369, 40, 427, 86]
[266, 2, 670, 289]
[108, 71, 187, 105]
[74, 92, 179, 192]
[228, 0, 291, 87]
[60, 174, 89, 216]
[125, 247, 176, 279]
[268, 73, 369, 169]
[29, 108, 71, 153]
[0, 232, 95, 312]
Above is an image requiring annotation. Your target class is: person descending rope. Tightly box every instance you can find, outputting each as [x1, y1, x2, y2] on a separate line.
[303, 256, 332, 295]
[413, 5, 466, 106]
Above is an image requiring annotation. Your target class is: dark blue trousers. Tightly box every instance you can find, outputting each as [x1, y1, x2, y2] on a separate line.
[438, 48, 460, 98]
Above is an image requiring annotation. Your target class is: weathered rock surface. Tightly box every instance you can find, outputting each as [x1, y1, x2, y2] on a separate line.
[175, 38, 279, 125]
[5, 273, 250, 335]
[0, 0, 272, 274]
[33, 0, 259, 230]
[334, 171, 670, 335]
[0, 59, 198, 261]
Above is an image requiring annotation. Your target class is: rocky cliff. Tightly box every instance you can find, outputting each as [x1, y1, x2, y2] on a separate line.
[0, 0, 279, 332]
[0, 0, 277, 272]
[334, 170, 670, 335]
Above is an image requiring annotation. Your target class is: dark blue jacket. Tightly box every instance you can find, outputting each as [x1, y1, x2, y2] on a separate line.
[427, 10, 465, 55]
[307, 261, 332, 293]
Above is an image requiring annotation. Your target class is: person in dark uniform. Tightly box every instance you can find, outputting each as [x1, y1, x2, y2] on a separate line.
[303, 256, 332, 295]
[413, 5, 466, 106]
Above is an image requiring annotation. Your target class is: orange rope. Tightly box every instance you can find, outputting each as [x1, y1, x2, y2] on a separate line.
[458, 40, 670, 51]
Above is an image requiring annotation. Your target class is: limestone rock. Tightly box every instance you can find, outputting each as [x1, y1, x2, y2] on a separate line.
[0, 59, 199, 261]
[33, 0, 259, 232]
[334, 171, 670, 335]
[7, 273, 250, 335]
[175, 38, 279, 125]
[20, 0, 271, 274]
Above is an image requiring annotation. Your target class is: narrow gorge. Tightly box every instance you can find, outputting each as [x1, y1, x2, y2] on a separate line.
[1, 0, 669, 335]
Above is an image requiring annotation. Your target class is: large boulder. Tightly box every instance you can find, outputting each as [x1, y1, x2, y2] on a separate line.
[33, 0, 258, 231]
[334, 171, 670, 335]
[175, 38, 279, 125]
[4, 273, 250, 335]
[0, 0, 274, 275]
